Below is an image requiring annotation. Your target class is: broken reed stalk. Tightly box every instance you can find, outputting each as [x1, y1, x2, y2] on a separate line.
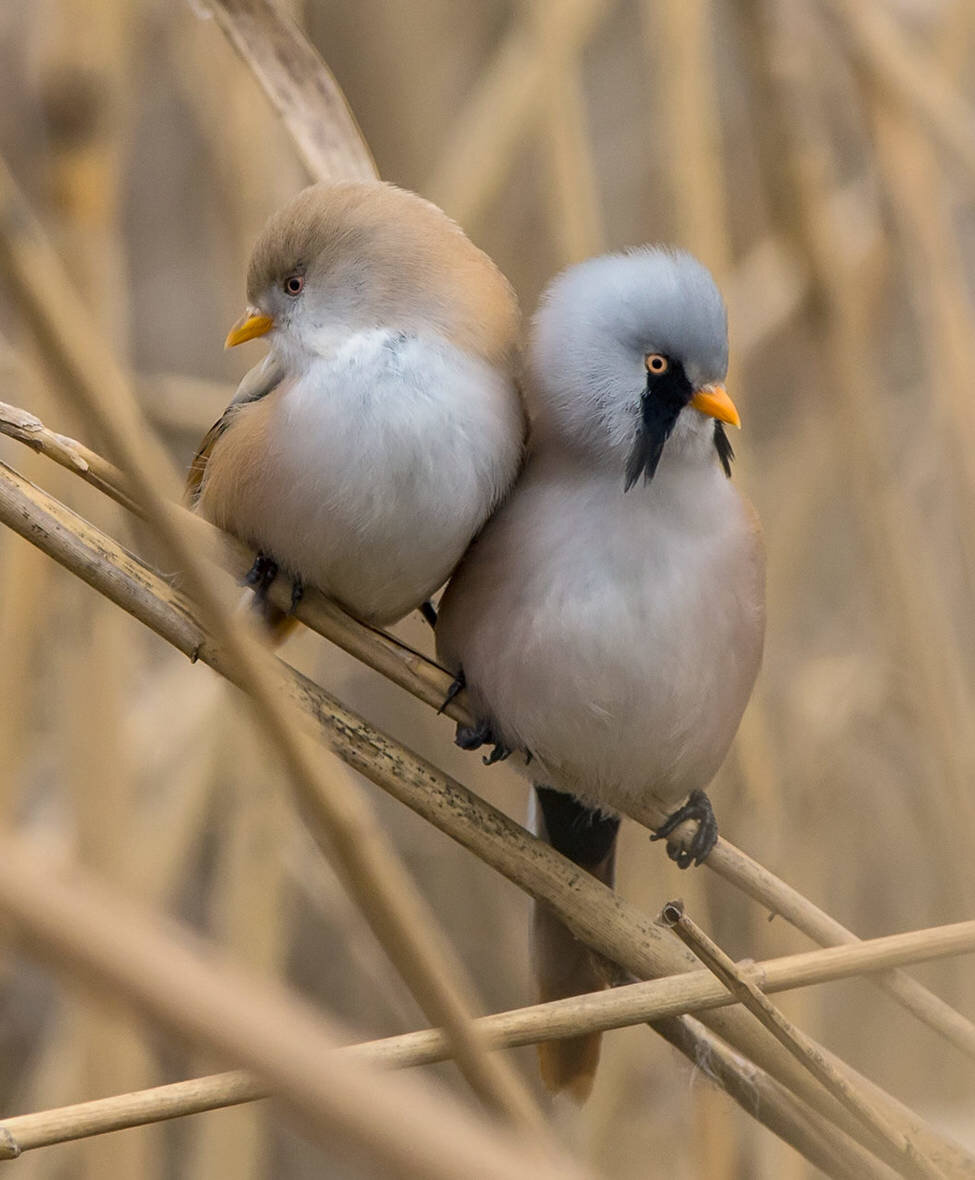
[0, 156, 548, 1139]
[5, 398, 975, 1071]
[2, 462, 972, 1179]
[662, 901, 945, 1180]
[2, 917, 972, 1160]
[0, 838, 582, 1180]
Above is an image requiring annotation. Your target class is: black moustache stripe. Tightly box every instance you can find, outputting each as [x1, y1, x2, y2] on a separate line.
[623, 375, 688, 492]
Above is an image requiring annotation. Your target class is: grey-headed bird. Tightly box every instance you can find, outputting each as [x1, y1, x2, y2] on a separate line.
[188, 181, 524, 634]
[436, 249, 765, 1099]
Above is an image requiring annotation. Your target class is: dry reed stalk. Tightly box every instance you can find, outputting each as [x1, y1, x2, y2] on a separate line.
[4, 916, 972, 1159]
[0, 464, 893, 1177]
[643, 0, 731, 278]
[530, 0, 605, 262]
[146, 5, 975, 1077]
[140, 373, 232, 438]
[196, 0, 376, 184]
[766, 3, 975, 830]
[183, 709, 291, 1180]
[7, 399, 975, 1069]
[0, 159, 550, 1137]
[425, 0, 609, 226]
[125, 668, 225, 904]
[817, 0, 975, 182]
[867, 90, 975, 601]
[0, 837, 586, 1180]
[35, 6, 164, 1173]
[662, 901, 944, 1180]
[1, 465, 971, 1177]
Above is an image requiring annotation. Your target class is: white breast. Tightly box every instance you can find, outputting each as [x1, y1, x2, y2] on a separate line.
[215, 330, 523, 624]
[436, 448, 765, 815]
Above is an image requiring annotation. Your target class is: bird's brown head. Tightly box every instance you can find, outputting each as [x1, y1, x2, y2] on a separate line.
[225, 181, 519, 368]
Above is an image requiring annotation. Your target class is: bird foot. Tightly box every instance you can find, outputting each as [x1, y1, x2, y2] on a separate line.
[244, 552, 279, 603]
[454, 715, 511, 765]
[419, 600, 438, 628]
[650, 790, 718, 869]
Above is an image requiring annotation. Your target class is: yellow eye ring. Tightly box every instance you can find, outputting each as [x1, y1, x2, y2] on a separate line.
[645, 353, 669, 375]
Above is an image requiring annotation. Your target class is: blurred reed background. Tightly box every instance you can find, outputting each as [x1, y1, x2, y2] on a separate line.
[0, 0, 973, 1176]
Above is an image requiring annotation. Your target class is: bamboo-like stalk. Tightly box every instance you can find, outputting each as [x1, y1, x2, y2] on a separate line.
[1, 462, 971, 1177]
[3, 916, 972, 1159]
[0, 837, 585, 1180]
[662, 902, 944, 1180]
[0, 156, 548, 1138]
[6, 396, 975, 1068]
[195, 0, 376, 183]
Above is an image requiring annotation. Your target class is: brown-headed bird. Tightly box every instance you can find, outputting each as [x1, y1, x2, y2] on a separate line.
[436, 249, 765, 1100]
[188, 181, 524, 634]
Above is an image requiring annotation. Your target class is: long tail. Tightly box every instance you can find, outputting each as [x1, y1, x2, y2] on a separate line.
[532, 785, 620, 1102]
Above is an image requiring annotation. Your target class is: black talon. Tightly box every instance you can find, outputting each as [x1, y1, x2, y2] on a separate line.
[455, 716, 492, 750]
[289, 575, 304, 615]
[244, 552, 279, 602]
[439, 669, 466, 715]
[454, 716, 511, 765]
[420, 600, 438, 628]
[482, 741, 511, 766]
[650, 789, 718, 868]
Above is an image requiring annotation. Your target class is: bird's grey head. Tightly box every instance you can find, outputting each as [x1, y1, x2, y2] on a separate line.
[528, 249, 739, 488]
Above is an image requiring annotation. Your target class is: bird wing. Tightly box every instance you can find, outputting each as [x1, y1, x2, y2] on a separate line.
[185, 353, 285, 505]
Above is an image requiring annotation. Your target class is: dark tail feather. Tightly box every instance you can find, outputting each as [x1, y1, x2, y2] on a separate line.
[532, 785, 620, 1102]
[251, 597, 299, 647]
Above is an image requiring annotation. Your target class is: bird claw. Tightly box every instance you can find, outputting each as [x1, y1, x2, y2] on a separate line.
[650, 790, 718, 868]
[454, 716, 511, 765]
[244, 552, 279, 603]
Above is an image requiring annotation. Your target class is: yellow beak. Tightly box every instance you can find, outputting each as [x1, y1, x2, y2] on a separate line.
[689, 383, 741, 429]
[225, 311, 274, 349]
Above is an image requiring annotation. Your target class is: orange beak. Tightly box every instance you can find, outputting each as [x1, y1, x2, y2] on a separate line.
[689, 383, 741, 428]
[225, 310, 274, 349]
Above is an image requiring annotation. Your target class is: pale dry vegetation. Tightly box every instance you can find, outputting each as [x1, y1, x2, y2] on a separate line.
[0, 1, 973, 1178]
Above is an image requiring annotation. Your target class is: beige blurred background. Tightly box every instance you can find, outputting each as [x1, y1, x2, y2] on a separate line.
[0, 0, 974, 1176]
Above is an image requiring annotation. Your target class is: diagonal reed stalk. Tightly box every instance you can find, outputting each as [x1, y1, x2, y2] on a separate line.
[1, 917, 971, 1161]
[0, 152, 548, 1140]
[0, 836, 583, 1180]
[663, 902, 945, 1180]
[5, 392, 975, 1073]
[183, 0, 975, 1071]
[1, 459, 973, 1178]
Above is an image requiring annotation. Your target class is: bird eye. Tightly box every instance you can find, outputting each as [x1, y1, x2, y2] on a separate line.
[283, 274, 304, 296]
[645, 354, 669, 375]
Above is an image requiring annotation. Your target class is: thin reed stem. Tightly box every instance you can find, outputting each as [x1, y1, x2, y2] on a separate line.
[2, 917, 972, 1159]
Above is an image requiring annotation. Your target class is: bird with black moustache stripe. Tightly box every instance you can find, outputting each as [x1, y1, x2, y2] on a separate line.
[436, 248, 765, 1100]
